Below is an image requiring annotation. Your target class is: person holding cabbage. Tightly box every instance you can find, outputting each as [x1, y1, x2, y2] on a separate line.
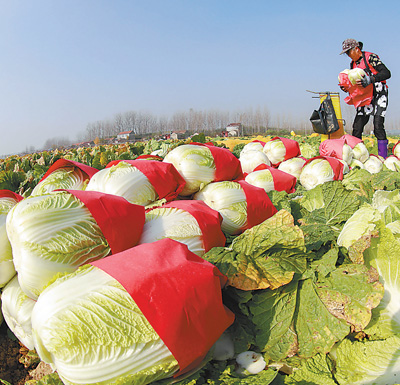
[339, 38, 391, 158]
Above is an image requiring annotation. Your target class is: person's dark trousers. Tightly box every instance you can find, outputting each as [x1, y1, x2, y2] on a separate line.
[352, 114, 369, 139]
[352, 114, 388, 158]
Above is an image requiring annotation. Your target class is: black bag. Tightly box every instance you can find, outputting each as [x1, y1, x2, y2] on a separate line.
[310, 94, 340, 135]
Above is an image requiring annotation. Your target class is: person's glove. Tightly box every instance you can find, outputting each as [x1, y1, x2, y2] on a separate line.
[361, 75, 375, 87]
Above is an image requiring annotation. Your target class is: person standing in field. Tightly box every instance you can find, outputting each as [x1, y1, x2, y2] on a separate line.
[339, 38, 391, 158]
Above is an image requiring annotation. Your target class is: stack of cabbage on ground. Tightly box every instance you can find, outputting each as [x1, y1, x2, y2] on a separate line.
[3, 136, 400, 384]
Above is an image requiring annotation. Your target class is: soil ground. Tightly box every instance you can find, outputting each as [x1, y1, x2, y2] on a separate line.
[0, 322, 53, 385]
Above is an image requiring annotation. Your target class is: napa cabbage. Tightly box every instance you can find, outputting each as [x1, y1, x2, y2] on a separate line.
[299, 158, 335, 190]
[86, 161, 158, 205]
[31, 167, 89, 196]
[163, 144, 216, 196]
[384, 155, 400, 171]
[1, 276, 36, 350]
[6, 191, 111, 299]
[139, 206, 204, 256]
[0, 196, 19, 288]
[244, 169, 275, 193]
[262, 139, 286, 165]
[352, 142, 370, 163]
[347, 68, 367, 85]
[194, 181, 247, 235]
[277, 157, 306, 179]
[364, 155, 383, 174]
[239, 142, 264, 156]
[239, 150, 270, 174]
[31, 264, 179, 385]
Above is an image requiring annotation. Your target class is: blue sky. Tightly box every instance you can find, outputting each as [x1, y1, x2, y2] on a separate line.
[1, 0, 399, 156]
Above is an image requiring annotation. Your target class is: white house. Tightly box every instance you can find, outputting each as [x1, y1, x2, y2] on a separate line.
[226, 123, 242, 137]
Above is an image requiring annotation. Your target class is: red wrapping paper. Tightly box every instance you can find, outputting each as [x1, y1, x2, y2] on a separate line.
[106, 160, 186, 202]
[319, 138, 346, 160]
[147, 200, 226, 252]
[90, 238, 235, 375]
[269, 137, 301, 166]
[253, 164, 297, 193]
[303, 156, 344, 181]
[251, 140, 266, 146]
[66, 190, 145, 254]
[341, 134, 363, 149]
[135, 154, 164, 161]
[40, 159, 98, 182]
[237, 180, 277, 229]
[338, 72, 374, 108]
[189, 143, 244, 181]
[0, 189, 24, 202]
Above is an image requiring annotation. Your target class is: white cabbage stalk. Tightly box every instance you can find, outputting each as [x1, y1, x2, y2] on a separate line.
[384, 156, 400, 172]
[0, 197, 19, 288]
[1, 276, 36, 350]
[352, 142, 370, 163]
[263, 139, 286, 164]
[6, 191, 110, 300]
[236, 351, 266, 375]
[86, 161, 157, 206]
[342, 144, 354, 165]
[139, 207, 204, 256]
[278, 157, 306, 179]
[163, 145, 215, 196]
[349, 159, 366, 169]
[31, 264, 179, 385]
[239, 150, 270, 174]
[239, 142, 264, 156]
[348, 68, 367, 85]
[244, 169, 275, 193]
[31, 167, 89, 196]
[364, 156, 383, 174]
[299, 159, 335, 190]
[194, 181, 247, 235]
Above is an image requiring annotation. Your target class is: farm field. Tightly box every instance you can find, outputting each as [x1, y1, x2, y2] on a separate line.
[2, 133, 400, 384]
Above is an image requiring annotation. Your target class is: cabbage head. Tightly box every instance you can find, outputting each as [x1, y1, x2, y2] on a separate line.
[1, 275, 36, 350]
[364, 156, 383, 174]
[278, 157, 306, 179]
[262, 139, 286, 165]
[139, 206, 204, 256]
[244, 169, 275, 193]
[194, 181, 247, 235]
[239, 150, 270, 174]
[6, 191, 111, 299]
[299, 159, 335, 190]
[239, 142, 264, 156]
[384, 156, 400, 172]
[163, 145, 216, 196]
[352, 142, 370, 163]
[0, 196, 19, 288]
[32, 264, 179, 385]
[348, 68, 367, 85]
[86, 161, 158, 205]
[31, 167, 89, 196]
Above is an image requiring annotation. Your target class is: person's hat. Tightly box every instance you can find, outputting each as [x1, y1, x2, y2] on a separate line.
[340, 39, 361, 54]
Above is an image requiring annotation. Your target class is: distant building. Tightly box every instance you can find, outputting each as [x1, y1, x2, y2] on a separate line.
[170, 130, 189, 140]
[116, 130, 135, 141]
[71, 140, 95, 148]
[226, 123, 242, 137]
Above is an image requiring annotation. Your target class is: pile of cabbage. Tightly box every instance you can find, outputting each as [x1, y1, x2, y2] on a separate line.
[3, 135, 400, 385]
